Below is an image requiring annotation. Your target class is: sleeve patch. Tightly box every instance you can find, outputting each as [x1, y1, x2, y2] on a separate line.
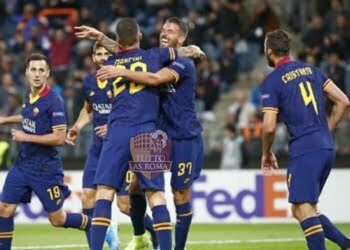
[164, 68, 180, 83]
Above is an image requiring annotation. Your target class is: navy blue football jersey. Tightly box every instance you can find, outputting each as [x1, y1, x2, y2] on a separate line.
[159, 58, 202, 139]
[82, 73, 112, 128]
[105, 47, 177, 126]
[261, 57, 334, 158]
[20, 86, 67, 159]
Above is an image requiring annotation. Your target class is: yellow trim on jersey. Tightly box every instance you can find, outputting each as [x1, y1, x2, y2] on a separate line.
[323, 79, 332, 91]
[97, 79, 108, 89]
[29, 93, 40, 104]
[52, 124, 67, 131]
[262, 107, 279, 114]
[164, 68, 180, 83]
[169, 48, 176, 60]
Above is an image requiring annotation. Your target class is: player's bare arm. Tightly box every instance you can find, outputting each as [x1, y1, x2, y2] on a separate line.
[97, 66, 176, 86]
[0, 115, 22, 125]
[66, 101, 93, 146]
[261, 111, 279, 175]
[12, 127, 67, 146]
[74, 25, 119, 54]
[177, 45, 206, 59]
[324, 81, 350, 131]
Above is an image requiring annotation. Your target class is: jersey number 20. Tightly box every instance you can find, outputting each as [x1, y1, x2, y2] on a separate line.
[299, 81, 319, 115]
[113, 62, 147, 97]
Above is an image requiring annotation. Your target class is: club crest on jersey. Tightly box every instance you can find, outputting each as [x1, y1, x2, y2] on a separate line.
[32, 107, 39, 116]
[89, 91, 95, 96]
[129, 130, 172, 180]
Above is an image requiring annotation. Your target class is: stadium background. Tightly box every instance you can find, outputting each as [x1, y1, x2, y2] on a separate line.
[0, 0, 350, 249]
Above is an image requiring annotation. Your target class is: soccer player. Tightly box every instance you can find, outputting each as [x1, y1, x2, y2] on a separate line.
[0, 53, 92, 250]
[96, 17, 204, 250]
[261, 29, 350, 250]
[75, 18, 204, 250]
[65, 42, 120, 249]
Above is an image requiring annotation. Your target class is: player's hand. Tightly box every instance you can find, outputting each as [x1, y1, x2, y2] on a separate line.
[66, 126, 79, 146]
[188, 45, 206, 60]
[178, 45, 206, 60]
[95, 125, 107, 138]
[11, 129, 27, 142]
[74, 25, 103, 41]
[261, 151, 279, 176]
[97, 66, 123, 80]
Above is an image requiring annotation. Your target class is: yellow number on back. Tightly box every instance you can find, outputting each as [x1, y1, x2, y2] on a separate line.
[112, 62, 147, 97]
[299, 81, 318, 115]
[130, 62, 146, 94]
[112, 65, 126, 96]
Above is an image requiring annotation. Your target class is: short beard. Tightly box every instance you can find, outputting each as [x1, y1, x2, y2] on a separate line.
[266, 55, 275, 67]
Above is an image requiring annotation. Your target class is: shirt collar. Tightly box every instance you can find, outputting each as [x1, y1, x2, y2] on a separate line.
[275, 57, 293, 68]
[118, 48, 140, 54]
[38, 85, 51, 97]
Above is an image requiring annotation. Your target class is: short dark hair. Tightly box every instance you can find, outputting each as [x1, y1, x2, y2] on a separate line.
[25, 53, 49, 69]
[265, 29, 291, 56]
[116, 18, 139, 47]
[165, 17, 188, 37]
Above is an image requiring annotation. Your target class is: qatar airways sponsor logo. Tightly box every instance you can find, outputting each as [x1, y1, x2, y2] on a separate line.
[92, 103, 111, 114]
[22, 118, 36, 133]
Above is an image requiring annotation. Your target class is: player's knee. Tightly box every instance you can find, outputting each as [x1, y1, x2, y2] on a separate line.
[291, 203, 317, 222]
[48, 215, 66, 227]
[0, 203, 16, 217]
[81, 189, 96, 207]
[96, 185, 115, 201]
[48, 210, 66, 227]
[172, 187, 191, 205]
[118, 201, 130, 215]
[146, 190, 167, 209]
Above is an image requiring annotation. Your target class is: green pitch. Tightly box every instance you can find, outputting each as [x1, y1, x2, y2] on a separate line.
[12, 223, 350, 250]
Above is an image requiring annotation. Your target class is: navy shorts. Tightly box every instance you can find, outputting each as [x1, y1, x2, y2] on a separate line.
[287, 149, 335, 203]
[1, 159, 71, 213]
[170, 135, 204, 189]
[95, 123, 165, 191]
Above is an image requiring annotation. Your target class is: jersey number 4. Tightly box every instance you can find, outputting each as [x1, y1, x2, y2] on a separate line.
[299, 81, 319, 115]
[113, 62, 147, 97]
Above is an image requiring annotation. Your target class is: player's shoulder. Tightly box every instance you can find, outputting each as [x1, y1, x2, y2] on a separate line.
[169, 57, 195, 72]
[146, 47, 175, 57]
[174, 57, 194, 67]
[47, 88, 64, 105]
[262, 70, 278, 85]
[83, 73, 96, 87]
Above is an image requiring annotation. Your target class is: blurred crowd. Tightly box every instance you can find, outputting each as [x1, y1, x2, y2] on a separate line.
[217, 0, 350, 169]
[0, 0, 349, 169]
